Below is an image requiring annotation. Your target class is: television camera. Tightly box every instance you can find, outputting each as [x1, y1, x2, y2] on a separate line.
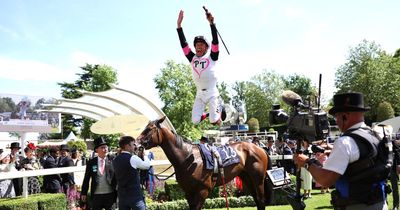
[268, 90, 330, 210]
[269, 90, 330, 142]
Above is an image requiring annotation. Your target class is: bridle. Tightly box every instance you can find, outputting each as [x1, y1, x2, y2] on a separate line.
[140, 121, 162, 148]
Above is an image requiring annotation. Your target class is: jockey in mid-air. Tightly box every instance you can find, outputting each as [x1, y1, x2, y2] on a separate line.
[177, 9, 224, 126]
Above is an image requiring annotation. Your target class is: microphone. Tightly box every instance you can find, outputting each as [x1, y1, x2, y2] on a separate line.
[281, 90, 308, 108]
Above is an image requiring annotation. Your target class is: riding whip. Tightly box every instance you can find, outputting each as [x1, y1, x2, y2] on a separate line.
[219, 168, 230, 210]
[203, 6, 230, 55]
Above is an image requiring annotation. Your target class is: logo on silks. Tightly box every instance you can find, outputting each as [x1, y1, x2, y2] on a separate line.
[192, 57, 210, 78]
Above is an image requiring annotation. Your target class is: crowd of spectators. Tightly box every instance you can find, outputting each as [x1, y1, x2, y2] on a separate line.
[0, 137, 157, 210]
[0, 142, 85, 209]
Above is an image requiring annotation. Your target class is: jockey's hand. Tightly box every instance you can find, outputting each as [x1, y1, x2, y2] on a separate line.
[177, 10, 184, 28]
[206, 11, 214, 24]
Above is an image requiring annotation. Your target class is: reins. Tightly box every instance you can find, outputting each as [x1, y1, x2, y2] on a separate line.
[148, 164, 176, 181]
[144, 125, 176, 181]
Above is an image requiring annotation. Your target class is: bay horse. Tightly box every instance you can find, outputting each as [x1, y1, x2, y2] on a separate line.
[137, 116, 272, 210]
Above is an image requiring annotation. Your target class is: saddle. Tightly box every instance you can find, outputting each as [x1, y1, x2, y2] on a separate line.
[198, 144, 240, 174]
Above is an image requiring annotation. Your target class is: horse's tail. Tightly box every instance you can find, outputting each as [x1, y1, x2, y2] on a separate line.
[264, 155, 275, 205]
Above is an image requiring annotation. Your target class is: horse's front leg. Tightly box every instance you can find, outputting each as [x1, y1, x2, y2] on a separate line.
[186, 189, 209, 210]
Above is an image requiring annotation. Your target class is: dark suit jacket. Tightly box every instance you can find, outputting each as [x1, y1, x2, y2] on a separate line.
[43, 155, 62, 191]
[81, 156, 116, 197]
[58, 156, 75, 185]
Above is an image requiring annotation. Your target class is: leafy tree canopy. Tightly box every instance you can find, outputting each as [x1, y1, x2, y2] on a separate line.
[335, 40, 400, 122]
[53, 64, 118, 145]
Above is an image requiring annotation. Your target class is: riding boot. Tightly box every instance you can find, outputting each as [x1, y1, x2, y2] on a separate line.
[200, 113, 209, 122]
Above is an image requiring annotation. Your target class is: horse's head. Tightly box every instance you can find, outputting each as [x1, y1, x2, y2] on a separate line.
[136, 116, 166, 149]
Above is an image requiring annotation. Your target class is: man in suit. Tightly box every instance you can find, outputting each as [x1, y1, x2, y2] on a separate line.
[81, 137, 116, 210]
[58, 144, 75, 194]
[113, 136, 151, 210]
[43, 146, 62, 193]
[8, 142, 23, 196]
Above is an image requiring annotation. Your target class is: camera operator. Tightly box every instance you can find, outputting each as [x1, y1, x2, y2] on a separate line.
[391, 136, 400, 210]
[294, 92, 389, 210]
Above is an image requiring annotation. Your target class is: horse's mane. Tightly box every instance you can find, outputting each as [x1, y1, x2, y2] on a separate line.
[170, 129, 196, 150]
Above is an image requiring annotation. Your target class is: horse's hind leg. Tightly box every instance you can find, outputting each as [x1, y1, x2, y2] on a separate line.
[240, 173, 266, 210]
[186, 190, 208, 210]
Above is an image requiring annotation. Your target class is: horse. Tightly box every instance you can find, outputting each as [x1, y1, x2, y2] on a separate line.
[136, 116, 273, 210]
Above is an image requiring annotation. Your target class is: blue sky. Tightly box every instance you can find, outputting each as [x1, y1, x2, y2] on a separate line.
[1, 0, 399, 107]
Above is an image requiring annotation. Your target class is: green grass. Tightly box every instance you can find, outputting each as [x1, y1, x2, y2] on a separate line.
[205, 188, 396, 210]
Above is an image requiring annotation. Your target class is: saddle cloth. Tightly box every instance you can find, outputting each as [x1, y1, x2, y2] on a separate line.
[199, 144, 240, 170]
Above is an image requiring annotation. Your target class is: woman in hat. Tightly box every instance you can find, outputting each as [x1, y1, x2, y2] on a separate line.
[0, 153, 16, 198]
[20, 142, 41, 194]
[177, 9, 224, 125]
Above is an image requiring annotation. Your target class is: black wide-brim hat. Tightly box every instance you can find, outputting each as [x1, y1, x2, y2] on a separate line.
[329, 92, 370, 115]
[94, 137, 108, 149]
[9, 142, 21, 149]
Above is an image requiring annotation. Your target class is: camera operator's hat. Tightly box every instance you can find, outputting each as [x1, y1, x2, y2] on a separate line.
[94, 137, 108, 149]
[329, 92, 370, 115]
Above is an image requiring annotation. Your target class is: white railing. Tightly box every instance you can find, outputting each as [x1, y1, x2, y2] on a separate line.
[0, 160, 172, 180]
[0, 157, 292, 199]
[0, 160, 173, 198]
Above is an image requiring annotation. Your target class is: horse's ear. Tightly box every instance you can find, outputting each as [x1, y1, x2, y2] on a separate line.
[156, 116, 166, 128]
[158, 116, 166, 124]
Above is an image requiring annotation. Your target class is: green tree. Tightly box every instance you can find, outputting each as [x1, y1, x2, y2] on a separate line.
[335, 40, 400, 122]
[231, 81, 246, 109]
[247, 117, 259, 133]
[284, 74, 317, 106]
[0, 97, 16, 112]
[67, 140, 88, 154]
[394, 48, 400, 58]
[55, 64, 118, 145]
[218, 82, 231, 104]
[154, 60, 201, 140]
[376, 101, 395, 122]
[234, 70, 285, 128]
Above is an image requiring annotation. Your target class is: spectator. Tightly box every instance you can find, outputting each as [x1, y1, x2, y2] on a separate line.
[58, 145, 75, 193]
[43, 147, 62, 193]
[8, 142, 22, 196]
[0, 153, 16, 198]
[279, 140, 296, 174]
[137, 146, 149, 190]
[113, 136, 151, 210]
[59, 145, 77, 209]
[37, 149, 47, 168]
[81, 137, 117, 210]
[71, 149, 84, 187]
[287, 140, 296, 154]
[71, 149, 82, 166]
[20, 143, 41, 194]
[147, 150, 156, 196]
[300, 140, 313, 198]
[264, 136, 277, 155]
[252, 136, 261, 147]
